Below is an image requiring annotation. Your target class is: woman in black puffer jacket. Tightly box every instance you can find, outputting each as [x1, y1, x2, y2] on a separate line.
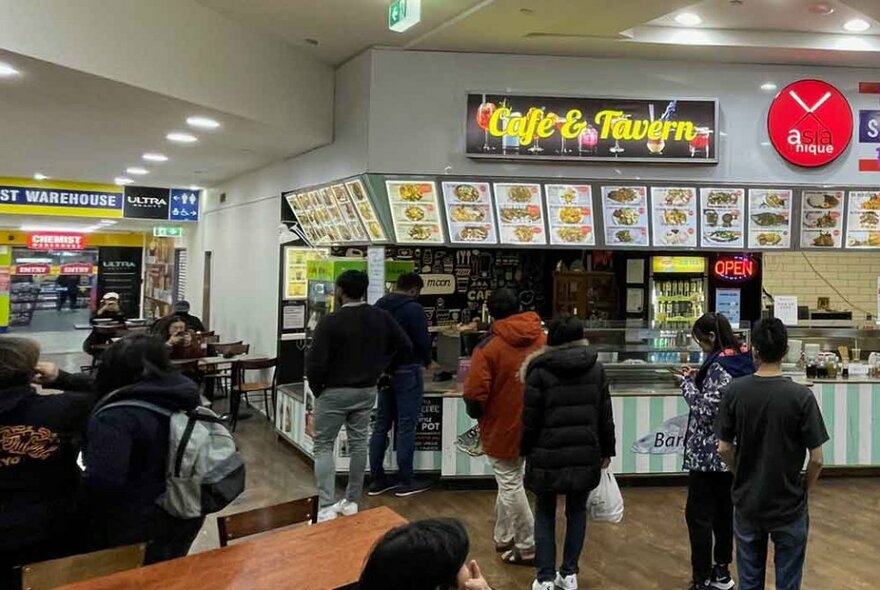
[521, 314, 616, 590]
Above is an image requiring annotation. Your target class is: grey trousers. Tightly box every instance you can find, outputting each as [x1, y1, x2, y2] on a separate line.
[313, 386, 377, 509]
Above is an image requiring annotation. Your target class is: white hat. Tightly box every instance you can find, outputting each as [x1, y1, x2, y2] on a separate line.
[102, 292, 120, 301]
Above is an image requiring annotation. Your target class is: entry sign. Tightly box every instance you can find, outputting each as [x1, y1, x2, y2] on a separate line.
[153, 226, 183, 238]
[767, 79, 853, 168]
[388, 0, 420, 32]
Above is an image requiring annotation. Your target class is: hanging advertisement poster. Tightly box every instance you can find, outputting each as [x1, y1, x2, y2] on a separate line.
[601, 186, 649, 247]
[800, 190, 844, 249]
[545, 184, 596, 246]
[700, 187, 745, 248]
[845, 190, 880, 249]
[442, 181, 498, 245]
[415, 397, 443, 452]
[747, 189, 793, 249]
[650, 187, 697, 248]
[493, 182, 547, 245]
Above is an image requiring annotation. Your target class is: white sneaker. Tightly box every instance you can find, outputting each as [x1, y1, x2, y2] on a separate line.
[555, 573, 577, 590]
[532, 581, 554, 590]
[317, 507, 337, 523]
[335, 499, 358, 516]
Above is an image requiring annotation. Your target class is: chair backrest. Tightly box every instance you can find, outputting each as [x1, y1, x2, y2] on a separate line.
[216, 495, 319, 547]
[21, 543, 146, 590]
[233, 357, 277, 388]
[210, 342, 248, 356]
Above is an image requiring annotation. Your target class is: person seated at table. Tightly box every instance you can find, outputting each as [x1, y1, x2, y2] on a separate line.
[359, 518, 493, 590]
[81, 334, 204, 564]
[83, 292, 127, 357]
[163, 317, 201, 360]
[0, 337, 97, 588]
[151, 300, 205, 337]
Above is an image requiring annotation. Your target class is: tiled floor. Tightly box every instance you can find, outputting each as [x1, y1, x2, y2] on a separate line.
[12, 309, 91, 354]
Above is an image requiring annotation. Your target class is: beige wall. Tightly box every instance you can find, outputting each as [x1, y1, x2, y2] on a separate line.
[763, 252, 880, 321]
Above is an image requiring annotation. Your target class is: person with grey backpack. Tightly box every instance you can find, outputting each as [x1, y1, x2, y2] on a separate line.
[82, 335, 244, 564]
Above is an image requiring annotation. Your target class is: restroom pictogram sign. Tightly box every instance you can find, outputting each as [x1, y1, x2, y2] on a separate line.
[767, 79, 853, 167]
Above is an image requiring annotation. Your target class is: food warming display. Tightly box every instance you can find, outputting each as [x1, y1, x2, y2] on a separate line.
[601, 186, 649, 247]
[846, 190, 880, 249]
[386, 180, 446, 244]
[801, 190, 844, 249]
[545, 184, 596, 246]
[747, 189, 793, 249]
[345, 179, 387, 242]
[650, 187, 697, 248]
[493, 182, 548, 245]
[442, 181, 498, 245]
[700, 187, 745, 248]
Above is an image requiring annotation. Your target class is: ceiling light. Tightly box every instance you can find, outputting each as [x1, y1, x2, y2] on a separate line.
[0, 62, 20, 77]
[844, 18, 870, 32]
[675, 12, 702, 26]
[761, 82, 778, 91]
[186, 116, 221, 130]
[19, 225, 94, 233]
[166, 132, 198, 144]
[33, 173, 49, 181]
[189, 185, 203, 191]
[126, 167, 149, 175]
[143, 152, 168, 162]
[114, 177, 134, 185]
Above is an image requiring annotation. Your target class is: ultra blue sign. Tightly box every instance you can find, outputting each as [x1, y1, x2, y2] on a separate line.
[858, 110, 880, 144]
[169, 189, 200, 222]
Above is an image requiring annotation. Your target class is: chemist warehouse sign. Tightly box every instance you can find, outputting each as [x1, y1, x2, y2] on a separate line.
[0, 178, 200, 222]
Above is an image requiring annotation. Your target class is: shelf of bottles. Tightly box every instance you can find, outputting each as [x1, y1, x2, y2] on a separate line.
[650, 277, 706, 363]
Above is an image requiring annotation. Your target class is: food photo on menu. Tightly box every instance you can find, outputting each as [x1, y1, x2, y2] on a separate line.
[545, 184, 596, 245]
[493, 182, 547, 245]
[386, 180, 445, 244]
[442, 181, 498, 244]
[601, 186, 649, 246]
[650, 187, 697, 247]
[846, 190, 880, 249]
[747, 189, 793, 249]
[345, 180, 387, 242]
[700, 187, 745, 248]
[801, 190, 844, 248]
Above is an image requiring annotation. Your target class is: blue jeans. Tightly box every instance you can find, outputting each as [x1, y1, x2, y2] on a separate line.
[534, 492, 588, 583]
[368, 365, 424, 486]
[734, 509, 809, 590]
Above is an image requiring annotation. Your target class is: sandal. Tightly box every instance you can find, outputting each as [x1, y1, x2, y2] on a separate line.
[501, 548, 536, 566]
[494, 539, 514, 553]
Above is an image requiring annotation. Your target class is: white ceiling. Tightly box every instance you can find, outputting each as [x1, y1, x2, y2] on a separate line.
[0, 214, 174, 233]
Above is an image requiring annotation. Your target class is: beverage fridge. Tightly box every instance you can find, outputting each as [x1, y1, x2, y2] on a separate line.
[649, 256, 708, 329]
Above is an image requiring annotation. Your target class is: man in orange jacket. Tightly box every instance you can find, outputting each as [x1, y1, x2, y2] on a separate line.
[464, 288, 546, 565]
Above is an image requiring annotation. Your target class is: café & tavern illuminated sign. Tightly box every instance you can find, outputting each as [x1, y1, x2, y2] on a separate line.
[466, 93, 718, 163]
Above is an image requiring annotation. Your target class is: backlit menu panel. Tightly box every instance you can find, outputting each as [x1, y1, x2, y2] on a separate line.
[493, 182, 547, 245]
[545, 184, 596, 246]
[386, 180, 445, 244]
[442, 181, 498, 245]
[601, 186, 649, 247]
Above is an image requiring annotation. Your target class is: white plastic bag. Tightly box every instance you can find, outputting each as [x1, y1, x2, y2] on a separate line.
[587, 468, 624, 523]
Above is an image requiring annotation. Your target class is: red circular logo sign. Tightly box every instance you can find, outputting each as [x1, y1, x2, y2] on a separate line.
[767, 79, 852, 167]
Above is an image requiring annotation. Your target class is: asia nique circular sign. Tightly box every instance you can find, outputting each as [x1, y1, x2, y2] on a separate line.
[767, 79, 853, 168]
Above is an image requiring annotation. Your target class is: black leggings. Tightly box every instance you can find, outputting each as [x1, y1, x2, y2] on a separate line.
[686, 470, 734, 582]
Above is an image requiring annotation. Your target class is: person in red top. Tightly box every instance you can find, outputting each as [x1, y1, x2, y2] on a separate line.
[464, 288, 546, 566]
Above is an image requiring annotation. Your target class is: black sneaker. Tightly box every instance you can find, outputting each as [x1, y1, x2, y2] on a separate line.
[394, 479, 433, 497]
[710, 564, 735, 590]
[688, 579, 712, 590]
[366, 478, 399, 496]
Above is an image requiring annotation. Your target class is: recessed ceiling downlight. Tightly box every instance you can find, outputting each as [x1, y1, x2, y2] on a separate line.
[166, 132, 198, 144]
[675, 12, 702, 26]
[844, 18, 870, 32]
[143, 152, 168, 162]
[186, 116, 221, 129]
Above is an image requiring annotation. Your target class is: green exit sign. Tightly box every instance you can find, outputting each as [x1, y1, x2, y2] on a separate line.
[153, 226, 184, 238]
[388, 0, 420, 32]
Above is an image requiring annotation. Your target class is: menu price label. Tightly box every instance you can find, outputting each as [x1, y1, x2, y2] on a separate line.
[442, 181, 498, 245]
[601, 186, 649, 247]
[846, 191, 880, 249]
[345, 179, 387, 242]
[546, 184, 596, 246]
[747, 189, 793, 249]
[800, 190, 844, 249]
[386, 180, 445, 244]
[650, 187, 697, 248]
[493, 182, 547, 245]
[700, 188, 745, 248]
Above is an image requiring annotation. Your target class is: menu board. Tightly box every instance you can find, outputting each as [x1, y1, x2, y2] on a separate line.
[650, 187, 697, 248]
[747, 189, 793, 249]
[700, 187, 745, 248]
[344, 179, 387, 242]
[493, 182, 547, 245]
[286, 191, 330, 245]
[801, 190, 844, 249]
[441, 181, 498, 245]
[601, 186, 649, 247]
[845, 190, 880, 249]
[330, 184, 369, 242]
[386, 180, 445, 244]
[545, 184, 596, 246]
[284, 247, 327, 300]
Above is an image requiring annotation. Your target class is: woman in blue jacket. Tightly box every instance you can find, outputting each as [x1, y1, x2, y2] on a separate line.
[680, 313, 755, 590]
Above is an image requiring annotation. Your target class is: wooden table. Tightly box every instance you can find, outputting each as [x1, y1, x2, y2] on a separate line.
[170, 355, 269, 369]
[59, 507, 406, 590]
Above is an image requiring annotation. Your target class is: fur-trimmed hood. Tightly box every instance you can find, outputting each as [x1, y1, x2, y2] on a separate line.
[519, 339, 596, 382]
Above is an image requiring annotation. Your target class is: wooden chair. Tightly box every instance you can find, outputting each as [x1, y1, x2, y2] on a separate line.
[205, 342, 249, 400]
[216, 496, 319, 547]
[20, 543, 146, 590]
[229, 357, 277, 431]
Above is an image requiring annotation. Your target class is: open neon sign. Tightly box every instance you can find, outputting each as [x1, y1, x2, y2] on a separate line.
[714, 255, 756, 282]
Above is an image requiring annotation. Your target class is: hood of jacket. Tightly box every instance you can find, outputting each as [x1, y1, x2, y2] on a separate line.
[102, 372, 199, 412]
[0, 385, 36, 415]
[519, 340, 597, 381]
[375, 292, 417, 314]
[697, 345, 755, 388]
[492, 311, 544, 349]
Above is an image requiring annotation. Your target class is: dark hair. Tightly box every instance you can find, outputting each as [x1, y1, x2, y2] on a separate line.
[487, 288, 519, 320]
[163, 316, 188, 339]
[692, 312, 739, 353]
[336, 270, 368, 301]
[752, 318, 788, 363]
[0, 337, 40, 387]
[548, 313, 585, 346]
[396, 272, 424, 292]
[358, 519, 469, 590]
[95, 334, 172, 395]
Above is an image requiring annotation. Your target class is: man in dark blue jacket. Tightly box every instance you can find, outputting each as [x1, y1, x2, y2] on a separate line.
[368, 272, 433, 497]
